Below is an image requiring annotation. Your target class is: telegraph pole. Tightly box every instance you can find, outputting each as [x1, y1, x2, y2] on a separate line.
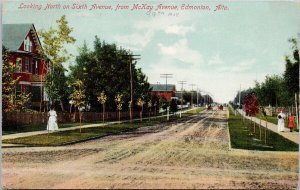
[189, 84, 196, 108]
[160, 74, 173, 91]
[123, 49, 140, 123]
[178, 80, 187, 118]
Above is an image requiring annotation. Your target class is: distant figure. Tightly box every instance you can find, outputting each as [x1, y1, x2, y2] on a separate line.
[288, 114, 296, 132]
[277, 108, 286, 132]
[47, 105, 58, 131]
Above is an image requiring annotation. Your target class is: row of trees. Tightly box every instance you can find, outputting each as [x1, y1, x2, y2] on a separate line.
[39, 15, 159, 114]
[232, 38, 299, 108]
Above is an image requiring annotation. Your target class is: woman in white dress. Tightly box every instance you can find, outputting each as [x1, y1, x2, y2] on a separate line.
[277, 108, 286, 132]
[47, 106, 58, 131]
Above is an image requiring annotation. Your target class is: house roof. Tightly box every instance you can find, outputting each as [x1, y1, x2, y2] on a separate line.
[150, 84, 176, 92]
[3, 24, 42, 51]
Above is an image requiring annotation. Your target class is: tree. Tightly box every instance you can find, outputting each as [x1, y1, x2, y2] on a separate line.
[283, 38, 299, 106]
[147, 101, 153, 119]
[39, 15, 76, 111]
[170, 99, 178, 113]
[97, 91, 107, 123]
[136, 98, 144, 121]
[115, 93, 124, 123]
[69, 36, 150, 111]
[160, 96, 168, 112]
[244, 94, 259, 116]
[70, 80, 85, 132]
[2, 46, 31, 114]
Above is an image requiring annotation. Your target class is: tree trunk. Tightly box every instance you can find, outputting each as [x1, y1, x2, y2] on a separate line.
[102, 104, 105, 123]
[60, 100, 65, 112]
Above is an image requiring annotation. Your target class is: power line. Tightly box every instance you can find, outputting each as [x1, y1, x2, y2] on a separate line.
[160, 74, 173, 91]
[178, 80, 187, 118]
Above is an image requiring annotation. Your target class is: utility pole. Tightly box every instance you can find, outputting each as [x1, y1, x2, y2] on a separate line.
[123, 49, 140, 123]
[160, 74, 173, 91]
[189, 84, 196, 108]
[178, 80, 187, 118]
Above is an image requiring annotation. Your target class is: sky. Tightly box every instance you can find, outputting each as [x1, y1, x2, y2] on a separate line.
[2, 0, 300, 103]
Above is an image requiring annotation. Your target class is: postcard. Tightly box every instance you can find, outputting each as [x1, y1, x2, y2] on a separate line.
[2, 0, 299, 189]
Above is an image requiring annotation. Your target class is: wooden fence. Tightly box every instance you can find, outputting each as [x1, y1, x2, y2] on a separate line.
[4, 111, 154, 126]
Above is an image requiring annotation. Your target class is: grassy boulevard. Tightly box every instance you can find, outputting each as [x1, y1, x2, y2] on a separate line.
[228, 107, 298, 151]
[3, 108, 204, 146]
[4, 107, 298, 151]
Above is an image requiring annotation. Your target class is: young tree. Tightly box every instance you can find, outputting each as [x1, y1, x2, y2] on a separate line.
[97, 91, 107, 123]
[136, 98, 144, 122]
[39, 15, 76, 111]
[115, 93, 124, 123]
[147, 101, 153, 119]
[70, 80, 85, 132]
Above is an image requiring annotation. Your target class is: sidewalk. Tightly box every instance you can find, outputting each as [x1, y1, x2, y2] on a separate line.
[2, 108, 199, 142]
[237, 109, 299, 144]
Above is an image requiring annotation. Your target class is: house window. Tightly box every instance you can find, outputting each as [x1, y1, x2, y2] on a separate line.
[31, 86, 42, 102]
[16, 84, 22, 99]
[32, 59, 39, 75]
[25, 57, 30, 72]
[16, 57, 22, 72]
[24, 37, 32, 52]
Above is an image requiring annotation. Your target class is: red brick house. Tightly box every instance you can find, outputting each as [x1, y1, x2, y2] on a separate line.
[3, 24, 51, 108]
[150, 84, 176, 102]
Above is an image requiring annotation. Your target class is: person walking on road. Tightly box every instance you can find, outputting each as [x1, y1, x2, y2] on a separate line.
[47, 105, 59, 132]
[277, 108, 286, 132]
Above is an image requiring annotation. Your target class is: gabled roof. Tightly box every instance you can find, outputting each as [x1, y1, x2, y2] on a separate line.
[150, 84, 176, 92]
[2, 24, 42, 51]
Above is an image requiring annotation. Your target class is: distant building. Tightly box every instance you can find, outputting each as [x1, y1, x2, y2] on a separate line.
[150, 84, 176, 102]
[3, 24, 51, 108]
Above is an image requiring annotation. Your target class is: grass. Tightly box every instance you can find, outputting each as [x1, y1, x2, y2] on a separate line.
[228, 107, 298, 151]
[2, 122, 98, 135]
[3, 107, 205, 146]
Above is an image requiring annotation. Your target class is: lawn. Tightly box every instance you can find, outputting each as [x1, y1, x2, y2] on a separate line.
[2, 122, 98, 135]
[3, 107, 205, 146]
[228, 107, 298, 151]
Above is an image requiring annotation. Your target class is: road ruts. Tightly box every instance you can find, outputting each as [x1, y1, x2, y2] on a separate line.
[3, 108, 298, 189]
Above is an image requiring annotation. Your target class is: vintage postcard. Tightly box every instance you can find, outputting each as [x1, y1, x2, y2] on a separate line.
[2, 0, 299, 189]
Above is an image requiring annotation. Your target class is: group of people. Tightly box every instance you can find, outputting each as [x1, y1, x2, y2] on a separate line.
[277, 108, 296, 132]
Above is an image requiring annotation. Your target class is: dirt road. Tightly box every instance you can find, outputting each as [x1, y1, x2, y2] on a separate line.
[3, 109, 299, 189]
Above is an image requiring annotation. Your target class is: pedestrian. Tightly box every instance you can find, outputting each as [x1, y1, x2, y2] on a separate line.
[277, 108, 286, 132]
[288, 114, 296, 132]
[47, 105, 58, 131]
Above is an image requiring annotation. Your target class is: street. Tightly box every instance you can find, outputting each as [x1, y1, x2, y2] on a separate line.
[3, 108, 298, 189]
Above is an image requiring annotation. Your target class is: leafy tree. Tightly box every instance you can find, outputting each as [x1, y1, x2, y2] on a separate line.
[147, 101, 153, 118]
[283, 38, 299, 106]
[70, 80, 85, 132]
[160, 96, 168, 112]
[169, 99, 178, 113]
[39, 15, 76, 111]
[115, 93, 124, 123]
[136, 98, 144, 121]
[2, 46, 30, 114]
[244, 94, 259, 116]
[97, 91, 107, 123]
[70, 36, 150, 111]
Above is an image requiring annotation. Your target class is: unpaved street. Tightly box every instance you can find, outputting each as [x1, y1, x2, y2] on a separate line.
[3, 109, 298, 189]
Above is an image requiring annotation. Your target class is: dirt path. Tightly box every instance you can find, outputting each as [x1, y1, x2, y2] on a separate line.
[3, 109, 298, 189]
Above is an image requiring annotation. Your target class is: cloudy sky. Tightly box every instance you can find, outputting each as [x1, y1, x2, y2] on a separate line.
[3, 0, 300, 103]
